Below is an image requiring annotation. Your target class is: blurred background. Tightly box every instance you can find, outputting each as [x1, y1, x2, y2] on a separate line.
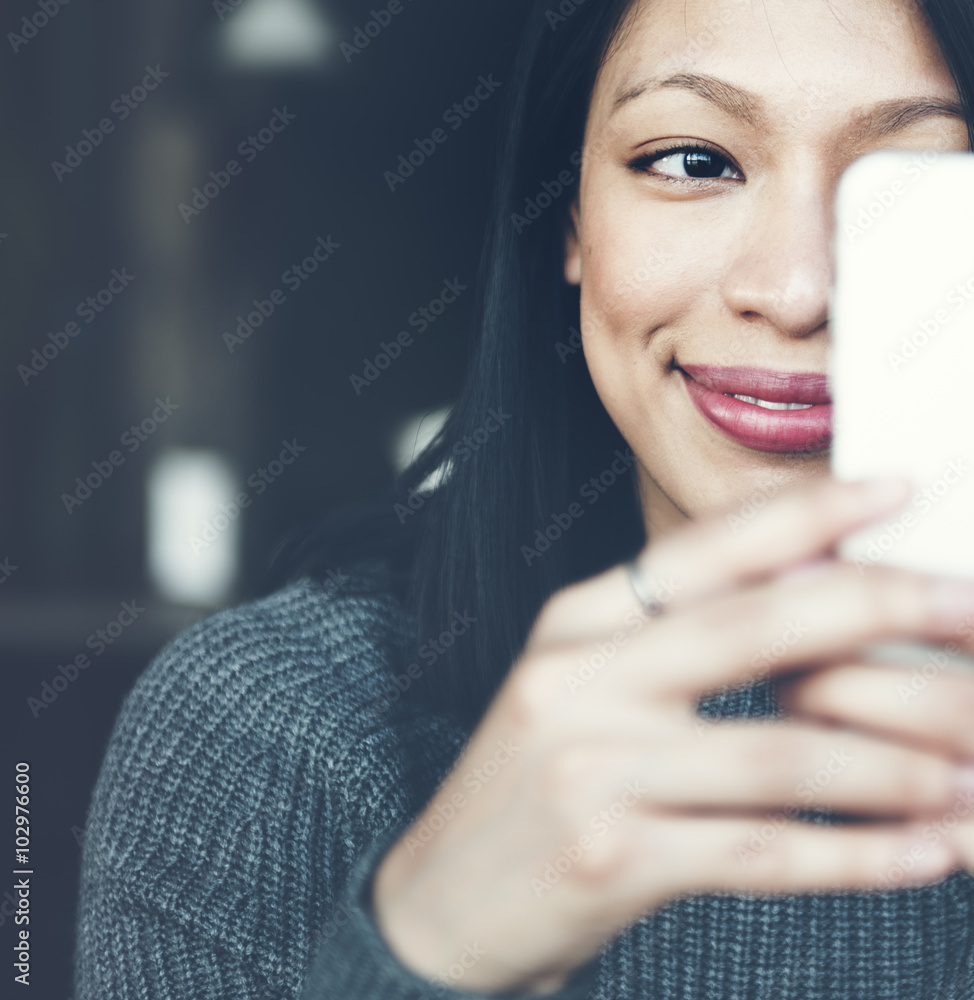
[0, 1, 529, 995]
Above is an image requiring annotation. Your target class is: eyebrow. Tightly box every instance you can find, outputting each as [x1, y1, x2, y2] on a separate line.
[611, 72, 966, 140]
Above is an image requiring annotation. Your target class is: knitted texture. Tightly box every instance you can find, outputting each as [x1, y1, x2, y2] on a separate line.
[74, 559, 974, 1000]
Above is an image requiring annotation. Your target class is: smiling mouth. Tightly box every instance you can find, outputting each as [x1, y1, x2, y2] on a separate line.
[722, 394, 815, 410]
[676, 363, 832, 453]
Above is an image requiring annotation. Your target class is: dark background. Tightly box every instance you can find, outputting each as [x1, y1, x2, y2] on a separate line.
[0, 1, 531, 996]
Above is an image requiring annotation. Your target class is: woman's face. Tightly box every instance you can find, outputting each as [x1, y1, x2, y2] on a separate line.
[565, 0, 969, 537]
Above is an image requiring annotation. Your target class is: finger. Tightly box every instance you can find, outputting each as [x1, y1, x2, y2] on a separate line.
[949, 819, 974, 873]
[637, 474, 915, 603]
[551, 720, 968, 819]
[530, 476, 913, 648]
[777, 660, 974, 761]
[635, 722, 967, 818]
[603, 560, 974, 698]
[621, 815, 958, 903]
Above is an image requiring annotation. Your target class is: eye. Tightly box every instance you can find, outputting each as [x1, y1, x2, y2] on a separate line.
[630, 142, 744, 184]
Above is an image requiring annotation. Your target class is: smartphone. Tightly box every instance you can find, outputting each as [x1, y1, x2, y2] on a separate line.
[830, 149, 974, 665]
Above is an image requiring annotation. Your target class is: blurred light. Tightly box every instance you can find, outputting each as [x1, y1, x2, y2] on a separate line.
[218, 0, 334, 71]
[391, 406, 452, 491]
[147, 449, 240, 607]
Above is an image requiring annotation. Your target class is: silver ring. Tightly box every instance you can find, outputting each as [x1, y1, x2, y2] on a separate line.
[625, 557, 665, 617]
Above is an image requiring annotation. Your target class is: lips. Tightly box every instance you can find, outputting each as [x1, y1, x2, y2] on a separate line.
[678, 363, 832, 453]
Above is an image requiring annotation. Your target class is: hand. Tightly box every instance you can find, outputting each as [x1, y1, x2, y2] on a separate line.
[371, 475, 974, 995]
[777, 626, 974, 888]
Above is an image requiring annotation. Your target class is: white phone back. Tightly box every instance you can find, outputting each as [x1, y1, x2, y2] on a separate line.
[832, 149, 974, 580]
[832, 150, 974, 666]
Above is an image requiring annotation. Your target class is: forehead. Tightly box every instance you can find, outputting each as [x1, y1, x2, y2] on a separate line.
[591, 0, 959, 128]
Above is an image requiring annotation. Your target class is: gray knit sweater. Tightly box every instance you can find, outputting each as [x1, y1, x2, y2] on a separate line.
[74, 558, 974, 1000]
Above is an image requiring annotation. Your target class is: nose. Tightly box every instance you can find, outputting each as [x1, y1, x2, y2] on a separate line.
[720, 174, 832, 340]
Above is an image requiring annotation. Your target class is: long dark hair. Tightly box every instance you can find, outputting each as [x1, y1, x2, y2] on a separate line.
[274, 0, 974, 732]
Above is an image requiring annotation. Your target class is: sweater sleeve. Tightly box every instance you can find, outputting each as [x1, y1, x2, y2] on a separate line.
[299, 821, 603, 1000]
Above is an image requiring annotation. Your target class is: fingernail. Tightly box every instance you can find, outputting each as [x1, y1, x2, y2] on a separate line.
[779, 558, 834, 584]
[851, 476, 912, 506]
[956, 763, 974, 802]
[908, 843, 953, 878]
[927, 579, 974, 631]
[897, 825, 953, 879]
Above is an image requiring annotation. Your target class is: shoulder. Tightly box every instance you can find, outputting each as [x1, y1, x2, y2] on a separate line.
[112, 557, 409, 742]
[76, 557, 474, 990]
[79, 558, 441, 907]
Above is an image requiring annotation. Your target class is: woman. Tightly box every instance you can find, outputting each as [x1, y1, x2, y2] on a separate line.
[75, 0, 974, 997]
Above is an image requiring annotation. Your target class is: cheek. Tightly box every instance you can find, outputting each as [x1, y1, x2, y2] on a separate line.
[578, 187, 727, 344]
